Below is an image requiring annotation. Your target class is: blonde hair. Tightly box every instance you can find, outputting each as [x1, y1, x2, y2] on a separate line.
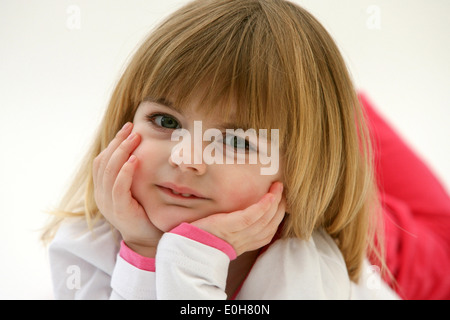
[42, 0, 385, 282]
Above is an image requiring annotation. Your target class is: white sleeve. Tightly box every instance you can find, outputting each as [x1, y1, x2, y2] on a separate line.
[49, 219, 233, 300]
[48, 217, 156, 300]
[155, 223, 235, 300]
[110, 254, 156, 300]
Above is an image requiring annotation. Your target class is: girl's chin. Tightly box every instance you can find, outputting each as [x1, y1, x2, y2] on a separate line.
[145, 201, 232, 232]
[147, 210, 204, 233]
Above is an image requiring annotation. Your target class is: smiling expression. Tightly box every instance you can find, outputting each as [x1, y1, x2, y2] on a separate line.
[129, 99, 283, 232]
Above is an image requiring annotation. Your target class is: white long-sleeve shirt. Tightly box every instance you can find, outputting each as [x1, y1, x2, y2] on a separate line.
[48, 217, 399, 299]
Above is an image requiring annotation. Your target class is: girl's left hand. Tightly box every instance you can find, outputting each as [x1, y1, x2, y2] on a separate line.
[191, 182, 285, 257]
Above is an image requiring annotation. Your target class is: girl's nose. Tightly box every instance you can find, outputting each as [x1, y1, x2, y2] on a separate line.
[168, 141, 207, 175]
[168, 155, 207, 175]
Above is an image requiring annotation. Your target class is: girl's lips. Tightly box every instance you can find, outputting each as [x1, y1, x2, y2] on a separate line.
[156, 182, 208, 200]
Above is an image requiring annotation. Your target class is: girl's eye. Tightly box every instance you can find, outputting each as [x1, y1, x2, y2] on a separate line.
[147, 114, 181, 130]
[224, 134, 250, 151]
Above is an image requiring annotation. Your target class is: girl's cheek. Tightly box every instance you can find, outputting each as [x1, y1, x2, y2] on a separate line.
[220, 173, 268, 211]
[131, 134, 167, 158]
[130, 138, 169, 184]
[226, 168, 283, 211]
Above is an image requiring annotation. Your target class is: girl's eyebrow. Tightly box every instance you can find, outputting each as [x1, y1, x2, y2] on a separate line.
[215, 122, 249, 131]
[144, 96, 252, 132]
[215, 122, 266, 140]
[145, 97, 176, 110]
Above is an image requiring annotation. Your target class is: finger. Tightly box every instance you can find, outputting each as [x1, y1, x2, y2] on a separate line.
[103, 132, 141, 193]
[95, 122, 133, 186]
[228, 193, 275, 232]
[254, 182, 284, 227]
[246, 197, 286, 252]
[112, 154, 138, 212]
[227, 181, 283, 231]
[268, 181, 284, 201]
[267, 197, 286, 234]
[272, 197, 286, 225]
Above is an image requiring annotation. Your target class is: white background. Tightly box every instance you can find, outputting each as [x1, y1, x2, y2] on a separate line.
[0, 0, 448, 299]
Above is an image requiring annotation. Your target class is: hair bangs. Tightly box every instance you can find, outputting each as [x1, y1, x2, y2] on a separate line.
[132, 0, 288, 144]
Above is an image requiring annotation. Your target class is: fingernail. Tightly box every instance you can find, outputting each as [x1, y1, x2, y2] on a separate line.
[272, 182, 283, 194]
[127, 133, 136, 141]
[122, 122, 132, 131]
[128, 155, 137, 163]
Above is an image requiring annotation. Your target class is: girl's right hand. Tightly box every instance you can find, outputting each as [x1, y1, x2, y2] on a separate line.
[93, 122, 163, 257]
[192, 182, 285, 257]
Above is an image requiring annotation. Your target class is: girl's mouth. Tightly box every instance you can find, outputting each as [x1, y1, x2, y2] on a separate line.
[156, 183, 208, 200]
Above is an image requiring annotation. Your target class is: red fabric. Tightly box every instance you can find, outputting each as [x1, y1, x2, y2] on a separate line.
[360, 93, 450, 300]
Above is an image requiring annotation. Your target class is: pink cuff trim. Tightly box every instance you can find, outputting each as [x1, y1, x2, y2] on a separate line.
[119, 241, 156, 272]
[170, 223, 237, 260]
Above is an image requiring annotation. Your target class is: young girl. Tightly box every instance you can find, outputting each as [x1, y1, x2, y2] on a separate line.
[43, 0, 400, 299]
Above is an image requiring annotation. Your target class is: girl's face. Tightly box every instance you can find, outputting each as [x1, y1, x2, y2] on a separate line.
[130, 99, 283, 232]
